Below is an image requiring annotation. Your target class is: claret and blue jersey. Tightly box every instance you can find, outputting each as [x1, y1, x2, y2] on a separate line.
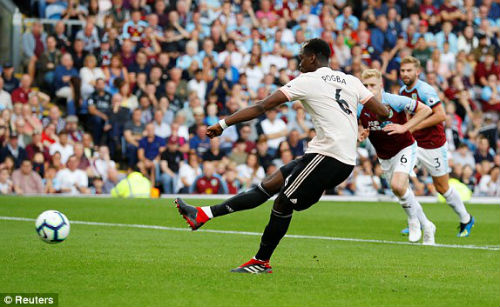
[399, 80, 447, 149]
[358, 91, 418, 160]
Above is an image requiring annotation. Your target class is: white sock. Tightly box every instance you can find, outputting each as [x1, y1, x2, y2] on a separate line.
[201, 206, 214, 219]
[398, 188, 417, 220]
[443, 187, 470, 224]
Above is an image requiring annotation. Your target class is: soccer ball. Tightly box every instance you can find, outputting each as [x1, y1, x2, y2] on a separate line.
[35, 210, 71, 243]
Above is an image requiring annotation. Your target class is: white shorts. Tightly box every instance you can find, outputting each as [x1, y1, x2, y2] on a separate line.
[379, 142, 417, 183]
[416, 142, 450, 177]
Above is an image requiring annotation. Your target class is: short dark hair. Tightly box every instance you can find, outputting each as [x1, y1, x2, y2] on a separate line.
[302, 38, 331, 62]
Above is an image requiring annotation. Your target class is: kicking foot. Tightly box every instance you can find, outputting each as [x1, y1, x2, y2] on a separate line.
[231, 258, 273, 274]
[457, 216, 475, 237]
[408, 219, 422, 243]
[175, 198, 210, 230]
[422, 222, 436, 245]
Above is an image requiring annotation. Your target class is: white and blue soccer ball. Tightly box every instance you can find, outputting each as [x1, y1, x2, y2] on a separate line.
[35, 210, 71, 243]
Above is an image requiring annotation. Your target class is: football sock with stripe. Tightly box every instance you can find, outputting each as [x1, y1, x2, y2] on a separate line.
[443, 187, 470, 224]
[255, 209, 292, 261]
[209, 183, 273, 218]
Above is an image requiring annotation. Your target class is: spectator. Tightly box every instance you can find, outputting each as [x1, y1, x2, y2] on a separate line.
[370, 15, 397, 57]
[123, 108, 144, 166]
[80, 55, 105, 100]
[480, 74, 500, 112]
[70, 39, 88, 71]
[288, 129, 305, 157]
[42, 106, 65, 133]
[0, 134, 27, 168]
[336, 6, 359, 31]
[75, 21, 100, 53]
[177, 151, 202, 193]
[87, 78, 112, 145]
[236, 152, 265, 188]
[11, 159, 44, 194]
[1, 63, 19, 93]
[49, 131, 74, 164]
[452, 143, 476, 168]
[74, 143, 90, 172]
[353, 160, 381, 197]
[22, 22, 46, 80]
[191, 161, 228, 194]
[54, 155, 89, 195]
[152, 109, 170, 139]
[159, 136, 183, 194]
[475, 166, 500, 196]
[474, 136, 495, 164]
[122, 9, 148, 42]
[54, 53, 79, 105]
[11, 75, 32, 104]
[260, 108, 287, 156]
[189, 124, 211, 157]
[206, 66, 232, 104]
[37, 35, 62, 90]
[0, 167, 13, 194]
[202, 137, 225, 161]
[65, 115, 83, 144]
[25, 132, 51, 162]
[137, 123, 165, 183]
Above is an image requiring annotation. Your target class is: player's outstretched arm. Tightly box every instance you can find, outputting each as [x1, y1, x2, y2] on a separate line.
[364, 96, 390, 119]
[206, 90, 288, 138]
[383, 102, 432, 135]
[408, 103, 446, 133]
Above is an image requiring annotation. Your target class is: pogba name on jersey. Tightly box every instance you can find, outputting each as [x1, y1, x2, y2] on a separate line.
[321, 74, 347, 85]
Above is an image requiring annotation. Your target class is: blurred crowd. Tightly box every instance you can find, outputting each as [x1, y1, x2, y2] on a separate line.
[0, 0, 499, 197]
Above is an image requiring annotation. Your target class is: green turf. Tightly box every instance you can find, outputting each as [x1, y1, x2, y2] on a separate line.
[0, 196, 499, 307]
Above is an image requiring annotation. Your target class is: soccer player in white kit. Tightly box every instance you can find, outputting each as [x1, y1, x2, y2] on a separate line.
[175, 38, 391, 273]
[358, 69, 435, 244]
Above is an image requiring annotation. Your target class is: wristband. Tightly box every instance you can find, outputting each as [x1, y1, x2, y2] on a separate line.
[218, 119, 228, 130]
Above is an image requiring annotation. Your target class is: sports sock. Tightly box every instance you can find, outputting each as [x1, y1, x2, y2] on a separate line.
[403, 188, 431, 226]
[398, 188, 418, 220]
[209, 184, 273, 217]
[255, 209, 292, 261]
[443, 187, 470, 224]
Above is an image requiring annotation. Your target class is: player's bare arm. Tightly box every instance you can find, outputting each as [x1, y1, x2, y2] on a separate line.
[206, 90, 288, 138]
[364, 96, 391, 119]
[383, 102, 432, 135]
[408, 103, 446, 133]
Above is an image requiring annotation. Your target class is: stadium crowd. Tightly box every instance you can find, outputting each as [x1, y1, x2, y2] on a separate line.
[0, 0, 499, 197]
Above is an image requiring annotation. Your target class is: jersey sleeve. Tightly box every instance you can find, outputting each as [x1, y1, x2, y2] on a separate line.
[279, 75, 308, 102]
[383, 92, 418, 114]
[352, 76, 374, 104]
[419, 83, 440, 108]
[356, 103, 364, 119]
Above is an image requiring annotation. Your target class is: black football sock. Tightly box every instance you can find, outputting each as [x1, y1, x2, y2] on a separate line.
[255, 209, 293, 261]
[210, 184, 273, 217]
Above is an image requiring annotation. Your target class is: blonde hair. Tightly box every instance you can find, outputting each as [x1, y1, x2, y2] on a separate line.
[361, 69, 382, 80]
[400, 56, 421, 68]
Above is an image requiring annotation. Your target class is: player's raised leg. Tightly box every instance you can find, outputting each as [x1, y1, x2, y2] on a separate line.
[176, 163, 293, 230]
[231, 154, 353, 273]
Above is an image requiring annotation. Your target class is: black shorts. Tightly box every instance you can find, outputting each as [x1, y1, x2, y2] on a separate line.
[278, 153, 354, 211]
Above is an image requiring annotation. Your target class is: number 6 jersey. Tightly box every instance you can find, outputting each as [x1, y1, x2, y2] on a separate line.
[279, 67, 373, 165]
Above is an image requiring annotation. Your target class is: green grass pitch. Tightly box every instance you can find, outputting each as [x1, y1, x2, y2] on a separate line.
[0, 196, 499, 307]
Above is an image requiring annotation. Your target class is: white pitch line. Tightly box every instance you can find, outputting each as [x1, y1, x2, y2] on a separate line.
[1, 216, 499, 251]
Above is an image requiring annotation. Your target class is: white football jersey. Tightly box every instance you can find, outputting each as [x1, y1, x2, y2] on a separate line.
[279, 67, 373, 165]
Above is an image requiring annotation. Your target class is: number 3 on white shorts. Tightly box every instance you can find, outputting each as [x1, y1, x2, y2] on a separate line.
[434, 158, 441, 169]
